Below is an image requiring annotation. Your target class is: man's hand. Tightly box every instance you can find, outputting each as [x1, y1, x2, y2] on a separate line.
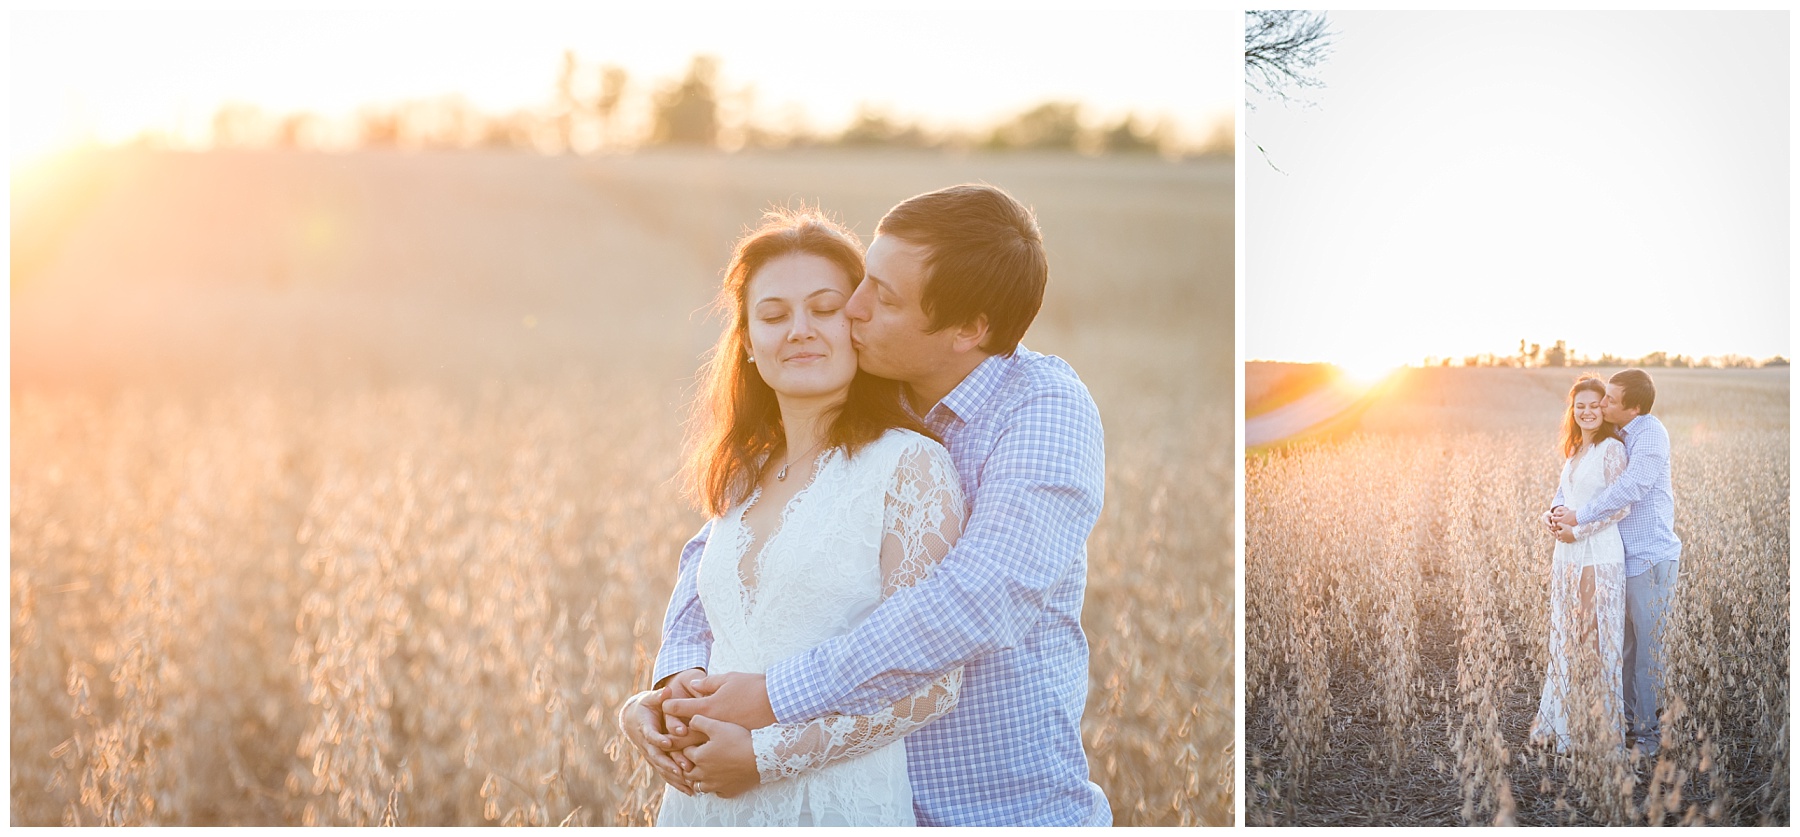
[1549, 506, 1579, 527]
[662, 672, 778, 731]
[681, 715, 760, 798]
[616, 687, 694, 795]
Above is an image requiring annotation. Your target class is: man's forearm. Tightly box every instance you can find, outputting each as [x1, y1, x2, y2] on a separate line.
[1577, 441, 1664, 523]
[653, 639, 711, 688]
[768, 479, 1099, 721]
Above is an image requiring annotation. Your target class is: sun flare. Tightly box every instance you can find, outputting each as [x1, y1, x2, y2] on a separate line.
[1334, 357, 1400, 389]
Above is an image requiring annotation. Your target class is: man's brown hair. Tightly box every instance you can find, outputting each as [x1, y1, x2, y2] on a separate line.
[1609, 368, 1657, 415]
[876, 184, 1046, 356]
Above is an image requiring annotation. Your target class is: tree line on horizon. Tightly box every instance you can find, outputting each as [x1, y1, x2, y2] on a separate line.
[1421, 339, 1788, 370]
[185, 53, 1229, 158]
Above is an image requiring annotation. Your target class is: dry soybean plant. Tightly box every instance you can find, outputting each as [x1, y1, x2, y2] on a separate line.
[12, 377, 1231, 825]
[12, 382, 688, 826]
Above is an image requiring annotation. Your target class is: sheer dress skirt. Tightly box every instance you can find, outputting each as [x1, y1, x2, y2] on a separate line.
[1533, 533, 1626, 752]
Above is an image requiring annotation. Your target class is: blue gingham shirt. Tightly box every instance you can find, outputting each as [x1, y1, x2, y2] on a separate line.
[1553, 414, 1681, 577]
[654, 346, 1110, 826]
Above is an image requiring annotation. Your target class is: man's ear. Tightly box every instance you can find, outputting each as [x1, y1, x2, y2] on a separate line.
[950, 314, 990, 355]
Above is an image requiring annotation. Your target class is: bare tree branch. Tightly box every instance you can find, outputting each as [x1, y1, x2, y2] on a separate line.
[1245, 11, 1334, 102]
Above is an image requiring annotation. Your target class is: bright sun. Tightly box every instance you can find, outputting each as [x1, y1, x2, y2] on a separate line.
[1334, 356, 1401, 388]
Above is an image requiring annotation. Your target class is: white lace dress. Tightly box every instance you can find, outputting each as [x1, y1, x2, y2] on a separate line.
[1532, 437, 1629, 752]
[656, 429, 965, 827]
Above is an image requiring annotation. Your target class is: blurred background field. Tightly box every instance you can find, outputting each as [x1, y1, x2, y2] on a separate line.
[1244, 363, 1788, 826]
[10, 147, 1234, 825]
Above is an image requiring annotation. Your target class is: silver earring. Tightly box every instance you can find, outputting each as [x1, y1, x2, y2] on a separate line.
[746, 355, 755, 364]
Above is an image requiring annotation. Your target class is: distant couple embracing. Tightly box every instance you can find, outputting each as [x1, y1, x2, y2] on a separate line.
[616, 184, 1112, 826]
[1532, 368, 1681, 758]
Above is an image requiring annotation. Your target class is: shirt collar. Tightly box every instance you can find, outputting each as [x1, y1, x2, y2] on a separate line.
[1621, 413, 1649, 436]
[912, 351, 1014, 430]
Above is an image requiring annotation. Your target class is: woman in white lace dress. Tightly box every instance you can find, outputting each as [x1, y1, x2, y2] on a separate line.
[1530, 375, 1630, 752]
[642, 209, 965, 826]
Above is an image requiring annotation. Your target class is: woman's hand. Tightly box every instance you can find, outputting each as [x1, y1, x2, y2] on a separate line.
[616, 687, 694, 795]
[680, 715, 761, 798]
[660, 673, 711, 767]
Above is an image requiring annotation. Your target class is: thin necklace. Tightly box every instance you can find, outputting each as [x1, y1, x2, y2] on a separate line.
[1572, 436, 1596, 468]
[776, 440, 825, 482]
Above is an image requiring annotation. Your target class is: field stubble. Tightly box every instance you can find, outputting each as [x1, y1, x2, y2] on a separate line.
[1245, 365, 1789, 826]
[11, 149, 1233, 825]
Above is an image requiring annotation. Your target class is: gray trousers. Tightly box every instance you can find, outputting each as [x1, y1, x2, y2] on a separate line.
[1622, 560, 1679, 746]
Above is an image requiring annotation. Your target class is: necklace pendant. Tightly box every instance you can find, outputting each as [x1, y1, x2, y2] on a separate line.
[776, 463, 790, 481]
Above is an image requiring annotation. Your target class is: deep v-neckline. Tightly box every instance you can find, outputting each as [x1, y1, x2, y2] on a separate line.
[1568, 442, 1595, 478]
[733, 449, 835, 611]
[1563, 439, 1613, 504]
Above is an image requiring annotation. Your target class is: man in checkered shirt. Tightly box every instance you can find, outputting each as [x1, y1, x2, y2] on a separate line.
[621, 184, 1111, 825]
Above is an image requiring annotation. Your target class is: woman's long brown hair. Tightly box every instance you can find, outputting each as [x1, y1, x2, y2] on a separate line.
[1558, 374, 1620, 460]
[681, 207, 931, 517]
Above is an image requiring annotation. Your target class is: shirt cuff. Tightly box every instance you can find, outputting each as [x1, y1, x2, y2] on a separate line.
[766, 651, 831, 725]
[652, 645, 710, 689]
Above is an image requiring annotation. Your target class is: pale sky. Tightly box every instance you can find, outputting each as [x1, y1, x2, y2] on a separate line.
[10, 7, 1238, 162]
[1246, 11, 1790, 369]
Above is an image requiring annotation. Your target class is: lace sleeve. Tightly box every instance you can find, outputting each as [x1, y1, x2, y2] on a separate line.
[750, 438, 966, 783]
[1573, 440, 1630, 540]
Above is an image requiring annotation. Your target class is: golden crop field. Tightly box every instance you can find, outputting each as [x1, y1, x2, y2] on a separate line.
[10, 149, 1233, 825]
[1245, 364, 1789, 826]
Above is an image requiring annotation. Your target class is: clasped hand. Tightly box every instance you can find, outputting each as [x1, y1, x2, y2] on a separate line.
[1541, 506, 1577, 543]
[617, 670, 773, 798]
